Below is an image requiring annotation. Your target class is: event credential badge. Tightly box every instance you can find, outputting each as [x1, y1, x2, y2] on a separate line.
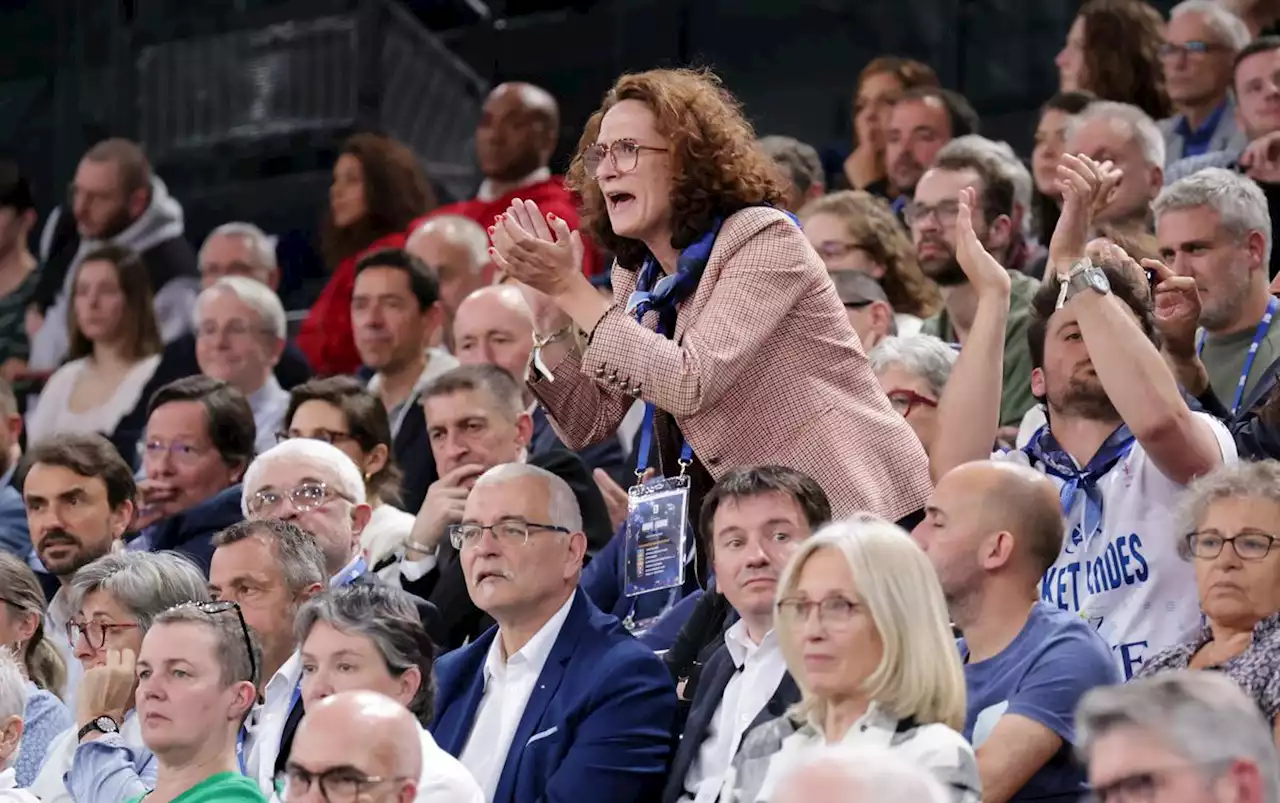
[623, 474, 690, 598]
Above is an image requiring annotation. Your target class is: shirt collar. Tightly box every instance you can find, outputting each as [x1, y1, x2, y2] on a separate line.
[724, 619, 777, 670]
[266, 651, 303, 699]
[1176, 100, 1229, 143]
[477, 167, 552, 203]
[330, 553, 367, 587]
[0, 767, 15, 790]
[484, 589, 577, 684]
[248, 374, 288, 412]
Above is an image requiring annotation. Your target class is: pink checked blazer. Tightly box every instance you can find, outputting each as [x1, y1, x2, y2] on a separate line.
[529, 206, 932, 521]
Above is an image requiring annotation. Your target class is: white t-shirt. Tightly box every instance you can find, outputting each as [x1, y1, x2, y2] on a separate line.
[995, 412, 1237, 680]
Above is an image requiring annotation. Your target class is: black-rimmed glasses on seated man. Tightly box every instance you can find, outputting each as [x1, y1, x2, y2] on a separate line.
[247, 482, 354, 518]
[448, 519, 572, 551]
[278, 763, 416, 803]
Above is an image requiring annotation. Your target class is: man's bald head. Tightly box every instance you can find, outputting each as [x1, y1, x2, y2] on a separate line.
[943, 460, 1065, 576]
[453, 285, 536, 383]
[290, 691, 420, 801]
[406, 215, 490, 327]
[477, 82, 561, 182]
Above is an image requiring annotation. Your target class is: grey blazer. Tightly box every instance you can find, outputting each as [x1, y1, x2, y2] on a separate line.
[1158, 99, 1248, 166]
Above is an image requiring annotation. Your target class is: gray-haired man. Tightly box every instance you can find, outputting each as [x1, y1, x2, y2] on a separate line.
[1078, 671, 1280, 803]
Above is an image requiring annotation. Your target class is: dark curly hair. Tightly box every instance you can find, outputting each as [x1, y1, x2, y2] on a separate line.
[1075, 0, 1170, 120]
[566, 68, 787, 270]
[320, 133, 436, 269]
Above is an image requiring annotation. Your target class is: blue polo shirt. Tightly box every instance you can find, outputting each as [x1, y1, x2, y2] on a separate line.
[1178, 101, 1229, 159]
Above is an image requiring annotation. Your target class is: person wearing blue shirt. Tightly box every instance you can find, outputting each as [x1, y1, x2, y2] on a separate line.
[913, 460, 1120, 803]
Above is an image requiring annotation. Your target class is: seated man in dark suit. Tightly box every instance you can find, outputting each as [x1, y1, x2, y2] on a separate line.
[662, 465, 832, 803]
[432, 462, 677, 803]
[395, 364, 612, 649]
[125, 376, 252, 573]
[453, 284, 630, 487]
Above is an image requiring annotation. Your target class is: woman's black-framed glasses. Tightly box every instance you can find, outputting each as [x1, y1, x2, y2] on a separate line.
[448, 520, 571, 551]
[67, 620, 140, 650]
[1185, 530, 1278, 561]
[277, 764, 415, 803]
[583, 139, 668, 176]
[186, 600, 258, 687]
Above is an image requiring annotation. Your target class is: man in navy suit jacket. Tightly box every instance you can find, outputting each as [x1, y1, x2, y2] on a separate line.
[431, 462, 677, 803]
[661, 465, 831, 803]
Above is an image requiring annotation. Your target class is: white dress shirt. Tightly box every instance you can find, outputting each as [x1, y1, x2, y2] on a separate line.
[0, 768, 38, 802]
[249, 375, 291, 456]
[679, 623, 787, 803]
[458, 590, 577, 801]
[418, 726, 485, 803]
[245, 651, 304, 795]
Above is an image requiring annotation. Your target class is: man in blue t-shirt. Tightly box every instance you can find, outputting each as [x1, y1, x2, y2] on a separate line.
[914, 460, 1120, 803]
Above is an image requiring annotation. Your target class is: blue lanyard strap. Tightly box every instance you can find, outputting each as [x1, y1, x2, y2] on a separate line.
[1198, 296, 1277, 415]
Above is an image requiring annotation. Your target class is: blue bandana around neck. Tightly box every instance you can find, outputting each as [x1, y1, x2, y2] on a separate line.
[624, 209, 800, 336]
[1021, 423, 1136, 544]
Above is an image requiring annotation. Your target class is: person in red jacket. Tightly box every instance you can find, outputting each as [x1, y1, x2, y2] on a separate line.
[297, 134, 435, 375]
[409, 82, 603, 277]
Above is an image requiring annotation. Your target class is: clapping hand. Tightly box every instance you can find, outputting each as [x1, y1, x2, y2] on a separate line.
[491, 198, 586, 297]
[954, 186, 1011, 300]
[1049, 154, 1123, 274]
[1145, 257, 1202, 358]
[77, 647, 136, 736]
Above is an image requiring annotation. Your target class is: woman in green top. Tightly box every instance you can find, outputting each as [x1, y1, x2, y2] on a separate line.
[126, 602, 265, 803]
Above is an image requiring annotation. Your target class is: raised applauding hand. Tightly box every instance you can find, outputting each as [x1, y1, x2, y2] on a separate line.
[953, 186, 1011, 300]
[1049, 153, 1123, 274]
[490, 198, 586, 297]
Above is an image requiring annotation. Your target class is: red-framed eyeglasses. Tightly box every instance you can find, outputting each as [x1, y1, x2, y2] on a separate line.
[886, 389, 938, 417]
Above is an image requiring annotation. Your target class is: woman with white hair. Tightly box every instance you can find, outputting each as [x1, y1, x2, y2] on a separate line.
[0, 650, 40, 802]
[723, 517, 978, 803]
[28, 551, 211, 803]
[868, 335, 957, 457]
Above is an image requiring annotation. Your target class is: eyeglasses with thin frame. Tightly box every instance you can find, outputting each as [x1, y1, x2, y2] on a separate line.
[277, 764, 416, 803]
[904, 198, 968, 228]
[448, 519, 571, 551]
[1157, 41, 1228, 60]
[247, 482, 352, 517]
[67, 619, 140, 650]
[1185, 529, 1278, 561]
[814, 241, 870, 261]
[886, 389, 938, 417]
[196, 320, 275, 340]
[180, 600, 258, 688]
[582, 139, 668, 177]
[776, 596, 863, 628]
[275, 429, 359, 447]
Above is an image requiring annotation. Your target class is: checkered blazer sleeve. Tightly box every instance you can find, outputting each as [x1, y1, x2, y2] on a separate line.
[579, 215, 816, 417]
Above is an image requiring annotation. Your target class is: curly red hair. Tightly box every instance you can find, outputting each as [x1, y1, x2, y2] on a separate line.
[566, 68, 786, 270]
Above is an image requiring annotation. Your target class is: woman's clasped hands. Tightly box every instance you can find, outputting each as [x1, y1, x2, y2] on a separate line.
[489, 198, 586, 297]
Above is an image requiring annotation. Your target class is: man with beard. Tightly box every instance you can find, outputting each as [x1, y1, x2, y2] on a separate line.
[884, 87, 980, 204]
[914, 153, 1039, 431]
[913, 461, 1118, 803]
[1153, 169, 1280, 415]
[16, 433, 137, 705]
[929, 157, 1236, 681]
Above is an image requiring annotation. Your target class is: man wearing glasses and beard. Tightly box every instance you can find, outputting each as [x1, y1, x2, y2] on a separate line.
[18, 433, 138, 708]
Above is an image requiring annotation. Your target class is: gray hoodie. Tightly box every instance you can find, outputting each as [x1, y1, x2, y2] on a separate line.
[29, 175, 199, 370]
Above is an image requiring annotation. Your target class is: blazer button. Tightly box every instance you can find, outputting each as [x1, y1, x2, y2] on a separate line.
[595, 366, 606, 378]
[630, 385, 642, 397]
[707, 456, 720, 466]
[608, 370, 619, 382]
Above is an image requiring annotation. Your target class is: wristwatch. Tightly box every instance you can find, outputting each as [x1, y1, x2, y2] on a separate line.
[1057, 258, 1111, 309]
[78, 715, 120, 741]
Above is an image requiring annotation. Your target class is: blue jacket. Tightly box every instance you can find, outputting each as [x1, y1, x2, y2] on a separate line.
[0, 485, 30, 558]
[431, 591, 678, 803]
[126, 483, 245, 575]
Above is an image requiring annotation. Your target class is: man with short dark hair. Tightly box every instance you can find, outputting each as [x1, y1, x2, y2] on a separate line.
[0, 162, 38, 381]
[354, 247, 456, 514]
[914, 461, 1118, 803]
[931, 159, 1236, 680]
[661, 466, 830, 803]
[29, 138, 198, 371]
[398, 363, 610, 648]
[913, 154, 1039, 430]
[128, 376, 254, 570]
[885, 87, 980, 201]
[18, 433, 138, 703]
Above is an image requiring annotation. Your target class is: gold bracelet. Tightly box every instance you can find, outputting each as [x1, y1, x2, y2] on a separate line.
[533, 325, 574, 349]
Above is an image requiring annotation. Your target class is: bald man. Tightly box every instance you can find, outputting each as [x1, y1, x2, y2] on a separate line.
[284, 690, 421, 803]
[407, 82, 603, 276]
[772, 746, 950, 803]
[453, 285, 629, 485]
[913, 461, 1120, 803]
[407, 215, 490, 352]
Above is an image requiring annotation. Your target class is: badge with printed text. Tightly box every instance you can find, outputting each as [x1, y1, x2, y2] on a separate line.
[623, 474, 690, 597]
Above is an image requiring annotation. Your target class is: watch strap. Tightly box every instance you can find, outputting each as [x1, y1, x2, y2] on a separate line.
[78, 716, 119, 740]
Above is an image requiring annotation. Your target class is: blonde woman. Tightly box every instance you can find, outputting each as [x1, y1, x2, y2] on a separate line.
[724, 517, 978, 803]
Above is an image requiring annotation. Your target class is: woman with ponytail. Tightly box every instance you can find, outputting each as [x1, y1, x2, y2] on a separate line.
[0, 553, 71, 785]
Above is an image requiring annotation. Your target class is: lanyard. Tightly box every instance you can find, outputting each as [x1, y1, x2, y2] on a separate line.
[1198, 296, 1277, 415]
[236, 726, 248, 775]
[330, 555, 368, 588]
[632, 307, 692, 481]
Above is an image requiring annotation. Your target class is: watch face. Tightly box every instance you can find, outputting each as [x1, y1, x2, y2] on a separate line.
[1088, 270, 1111, 292]
[96, 716, 118, 732]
